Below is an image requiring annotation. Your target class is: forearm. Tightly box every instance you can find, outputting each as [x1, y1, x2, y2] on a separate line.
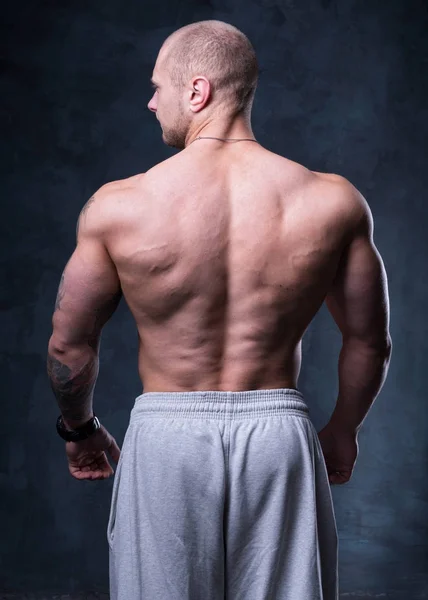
[47, 338, 99, 429]
[329, 336, 392, 433]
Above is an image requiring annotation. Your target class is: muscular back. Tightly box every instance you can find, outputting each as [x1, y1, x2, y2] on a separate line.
[101, 144, 363, 392]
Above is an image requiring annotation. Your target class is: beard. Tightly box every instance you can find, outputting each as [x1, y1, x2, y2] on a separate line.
[160, 106, 191, 150]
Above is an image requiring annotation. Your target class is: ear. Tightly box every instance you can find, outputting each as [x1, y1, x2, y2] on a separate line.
[189, 76, 211, 112]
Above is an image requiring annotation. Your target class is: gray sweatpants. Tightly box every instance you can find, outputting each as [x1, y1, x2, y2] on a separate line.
[107, 388, 338, 599]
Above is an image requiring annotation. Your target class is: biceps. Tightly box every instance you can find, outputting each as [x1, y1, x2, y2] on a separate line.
[52, 242, 122, 348]
[325, 235, 390, 344]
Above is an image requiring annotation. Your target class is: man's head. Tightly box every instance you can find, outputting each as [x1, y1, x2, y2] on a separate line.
[148, 20, 258, 150]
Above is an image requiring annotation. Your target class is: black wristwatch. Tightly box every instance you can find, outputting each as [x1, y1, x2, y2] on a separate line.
[56, 414, 101, 442]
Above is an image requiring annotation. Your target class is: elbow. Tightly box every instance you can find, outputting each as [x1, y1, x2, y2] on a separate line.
[48, 332, 78, 356]
[48, 335, 67, 357]
[384, 334, 393, 361]
[372, 338, 393, 361]
[379, 332, 393, 357]
[47, 335, 96, 360]
[343, 332, 393, 358]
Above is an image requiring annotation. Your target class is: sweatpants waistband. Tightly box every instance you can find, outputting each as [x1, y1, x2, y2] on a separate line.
[130, 388, 309, 422]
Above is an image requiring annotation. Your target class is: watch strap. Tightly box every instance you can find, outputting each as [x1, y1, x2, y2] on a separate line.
[56, 414, 101, 442]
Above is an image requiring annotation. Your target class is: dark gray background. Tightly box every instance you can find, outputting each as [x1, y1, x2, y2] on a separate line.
[2, 0, 427, 597]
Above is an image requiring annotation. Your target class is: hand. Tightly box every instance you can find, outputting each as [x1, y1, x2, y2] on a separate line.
[317, 421, 359, 485]
[65, 424, 121, 481]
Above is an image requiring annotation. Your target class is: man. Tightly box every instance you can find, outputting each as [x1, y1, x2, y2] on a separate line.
[47, 20, 392, 600]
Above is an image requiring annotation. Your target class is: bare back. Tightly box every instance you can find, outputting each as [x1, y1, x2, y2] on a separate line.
[105, 144, 357, 392]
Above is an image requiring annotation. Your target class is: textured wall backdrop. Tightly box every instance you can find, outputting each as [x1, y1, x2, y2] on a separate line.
[1, 0, 427, 597]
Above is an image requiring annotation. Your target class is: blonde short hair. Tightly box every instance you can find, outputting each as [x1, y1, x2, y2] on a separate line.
[163, 20, 259, 116]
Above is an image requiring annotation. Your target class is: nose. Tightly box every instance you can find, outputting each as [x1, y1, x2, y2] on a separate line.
[148, 93, 157, 113]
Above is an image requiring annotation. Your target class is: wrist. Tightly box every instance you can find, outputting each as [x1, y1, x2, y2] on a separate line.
[329, 409, 362, 434]
[62, 413, 95, 431]
[56, 413, 100, 442]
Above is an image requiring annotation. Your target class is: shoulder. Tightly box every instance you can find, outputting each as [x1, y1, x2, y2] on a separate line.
[271, 152, 371, 222]
[76, 173, 146, 238]
[89, 173, 145, 207]
[310, 171, 373, 233]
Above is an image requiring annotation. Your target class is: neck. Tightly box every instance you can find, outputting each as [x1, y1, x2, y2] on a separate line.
[185, 115, 254, 148]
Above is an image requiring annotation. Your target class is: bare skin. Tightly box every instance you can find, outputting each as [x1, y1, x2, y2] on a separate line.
[48, 142, 390, 482]
[48, 30, 391, 483]
[105, 147, 356, 392]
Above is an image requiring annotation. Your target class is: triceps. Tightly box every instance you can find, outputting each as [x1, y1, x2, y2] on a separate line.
[87, 290, 123, 350]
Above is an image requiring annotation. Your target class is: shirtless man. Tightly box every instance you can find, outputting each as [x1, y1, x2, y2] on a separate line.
[47, 20, 392, 600]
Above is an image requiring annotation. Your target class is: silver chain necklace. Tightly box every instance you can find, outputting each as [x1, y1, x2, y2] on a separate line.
[190, 136, 259, 145]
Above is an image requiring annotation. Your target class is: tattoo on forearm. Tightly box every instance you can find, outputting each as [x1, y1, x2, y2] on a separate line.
[47, 353, 98, 423]
[76, 195, 96, 240]
[88, 292, 122, 351]
[54, 272, 66, 311]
